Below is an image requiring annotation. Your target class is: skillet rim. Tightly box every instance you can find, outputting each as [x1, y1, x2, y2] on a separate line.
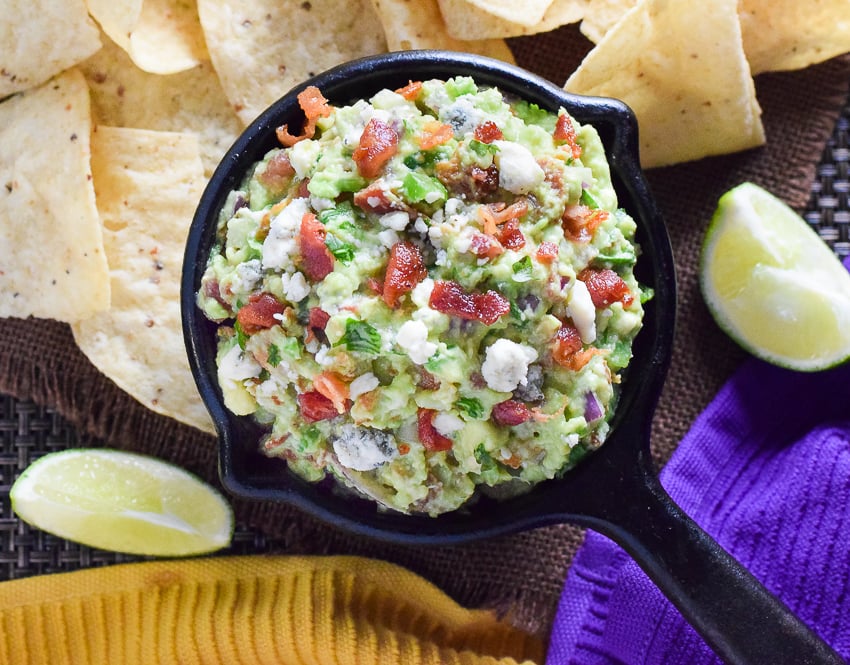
[181, 49, 676, 545]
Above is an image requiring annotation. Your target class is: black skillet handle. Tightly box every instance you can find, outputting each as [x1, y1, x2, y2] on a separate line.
[575, 449, 843, 665]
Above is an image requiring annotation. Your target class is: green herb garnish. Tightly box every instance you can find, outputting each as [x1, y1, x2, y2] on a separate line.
[234, 320, 249, 349]
[325, 235, 355, 264]
[469, 139, 500, 158]
[267, 343, 281, 367]
[511, 255, 533, 282]
[456, 397, 484, 419]
[338, 319, 382, 354]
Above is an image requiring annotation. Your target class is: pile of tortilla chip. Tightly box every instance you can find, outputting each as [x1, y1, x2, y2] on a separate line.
[436, 0, 850, 168]
[1, 0, 849, 434]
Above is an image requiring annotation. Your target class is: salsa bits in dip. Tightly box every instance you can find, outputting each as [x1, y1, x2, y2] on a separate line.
[197, 77, 647, 516]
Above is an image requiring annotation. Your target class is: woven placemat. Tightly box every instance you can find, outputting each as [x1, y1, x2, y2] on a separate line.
[0, 395, 283, 578]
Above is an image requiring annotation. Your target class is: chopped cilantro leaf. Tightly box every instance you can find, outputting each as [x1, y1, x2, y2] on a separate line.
[469, 139, 500, 158]
[234, 320, 249, 349]
[511, 255, 533, 282]
[509, 299, 525, 322]
[474, 443, 497, 471]
[267, 343, 281, 367]
[319, 201, 355, 225]
[338, 319, 381, 354]
[325, 235, 355, 263]
[298, 425, 322, 452]
[580, 189, 600, 208]
[456, 397, 484, 419]
[403, 147, 451, 171]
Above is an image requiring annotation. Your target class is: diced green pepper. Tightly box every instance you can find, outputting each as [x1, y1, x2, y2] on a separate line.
[401, 171, 447, 204]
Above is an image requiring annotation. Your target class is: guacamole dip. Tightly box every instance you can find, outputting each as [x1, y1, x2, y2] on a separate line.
[197, 77, 647, 516]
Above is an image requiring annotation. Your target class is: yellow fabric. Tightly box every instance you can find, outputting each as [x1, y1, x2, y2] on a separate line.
[0, 555, 544, 665]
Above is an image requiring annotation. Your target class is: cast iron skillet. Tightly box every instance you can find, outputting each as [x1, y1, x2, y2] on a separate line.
[182, 51, 841, 664]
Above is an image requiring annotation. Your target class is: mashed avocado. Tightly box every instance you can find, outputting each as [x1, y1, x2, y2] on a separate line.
[197, 77, 647, 516]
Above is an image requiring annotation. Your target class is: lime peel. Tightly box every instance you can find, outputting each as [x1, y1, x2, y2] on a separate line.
[700, 182, 850, 372]
[10, 449, 234, 556]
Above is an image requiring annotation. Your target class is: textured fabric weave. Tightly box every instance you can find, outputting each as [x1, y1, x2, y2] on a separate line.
[547, 264, 850, 664]
[0, 555, 544, 665]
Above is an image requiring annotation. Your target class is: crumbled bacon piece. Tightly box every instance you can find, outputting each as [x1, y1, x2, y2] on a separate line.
[553, 112, 582, 160]
[435, 157, 499, 199]
[395, 80, 422, 100]
[478, 198, 528, 236]
[313, 371, 350, 414]
[535, 241, 559, 264]
[276, 86, 332, 147]
[562, 204, 608, 243]
[578, 268, 634, 307]
[566, 348, 606, 371]
[353, 118, 399, 178]
[382, 241, 427, 308]
[299, 212, 335, 282]
[415, 367, 440, 391]
[470, 233, 504, 259]
[417, 408, 453, 452]
[297, 390, 339, 423]
[236, 292, 285, 334]
[496, 218, 525, 250]
[353, 183, 406, 214]
[473, 121, 503, 144]
[491, 400, 531, 426]
[552, 322, 583, 367]
[417, 121, 454, 150]
[470, 372, 487, 389]
[308, 307, 330, 331]
[429, 280, 510, 326]
[306, 307, 330, 344]
[296, 179, 311, 199]
[256, 151, 295, 193]
[469, 165, 500, 196]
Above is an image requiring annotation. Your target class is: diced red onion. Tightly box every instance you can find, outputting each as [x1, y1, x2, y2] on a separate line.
[584, 391, 603, 423]
[516, 293, 540, 312]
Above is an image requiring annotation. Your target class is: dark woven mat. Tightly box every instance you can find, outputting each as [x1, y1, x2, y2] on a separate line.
[0, 394, 284, 578]
[1, 89, 849, 594]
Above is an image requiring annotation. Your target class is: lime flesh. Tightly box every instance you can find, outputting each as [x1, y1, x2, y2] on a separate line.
[700, 182, 850, 371]
[10, 449, 234, 556]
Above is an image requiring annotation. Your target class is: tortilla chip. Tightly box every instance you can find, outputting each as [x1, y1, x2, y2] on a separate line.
[0, 69, 110, 321]
[578, 0, 637, 43]
[462, 0, 555, 28]
[437, 0, 586, 41]
[371, 0, 515, 63]
[85, 0, 208, 75]
[74, 126, 214, 433]
[565, 0, 765, 169]
[740, 0, 850, 74]
[0, 0, 101, 96]
[198, 0, 388, 126]
[79, 35, 242, 177]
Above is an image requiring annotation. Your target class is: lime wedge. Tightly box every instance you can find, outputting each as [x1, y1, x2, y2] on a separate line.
[700, 182, 850, 371]
[10, 449, 234, 556]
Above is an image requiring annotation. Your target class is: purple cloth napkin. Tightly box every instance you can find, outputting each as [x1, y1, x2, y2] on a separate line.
[547, 257, 850, 664]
